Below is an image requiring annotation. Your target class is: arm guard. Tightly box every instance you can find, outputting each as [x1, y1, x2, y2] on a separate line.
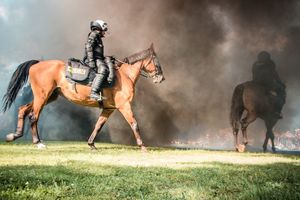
[85, 31, 99, 68]
[252, 62, 258, 81]
[273, 70, 285, 88]
[270, 61, 285, 88]
[105, 56, 114, 83]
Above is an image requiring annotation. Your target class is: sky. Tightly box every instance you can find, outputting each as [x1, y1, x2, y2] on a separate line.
[0, 0, 299, 148]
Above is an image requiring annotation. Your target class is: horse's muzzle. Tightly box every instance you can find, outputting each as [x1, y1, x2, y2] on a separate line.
[153, 74, 165, 83]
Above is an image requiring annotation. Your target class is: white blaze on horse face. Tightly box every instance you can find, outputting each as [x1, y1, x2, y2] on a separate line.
[153, 74, 164, 84]
[145, 58, 157, 74]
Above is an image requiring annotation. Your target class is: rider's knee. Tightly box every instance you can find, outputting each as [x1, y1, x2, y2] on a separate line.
[98, 67, 108, 75]
[104, 56, 112, 63]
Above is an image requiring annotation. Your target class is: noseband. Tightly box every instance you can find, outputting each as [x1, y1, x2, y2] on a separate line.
[140, 53, 160, 79]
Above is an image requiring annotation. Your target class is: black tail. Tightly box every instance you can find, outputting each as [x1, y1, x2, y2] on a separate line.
[2, 60, 39, 112]
[230, 83, 245, 131]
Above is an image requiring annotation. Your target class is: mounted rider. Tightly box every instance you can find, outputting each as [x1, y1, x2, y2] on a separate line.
[252, 51, 286, 118]
[83, 19, 114, 101]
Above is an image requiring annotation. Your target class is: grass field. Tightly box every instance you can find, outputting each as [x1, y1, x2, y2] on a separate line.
[0, 141, 299, 200]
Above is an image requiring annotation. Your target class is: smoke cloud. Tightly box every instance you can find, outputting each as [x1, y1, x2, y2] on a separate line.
[0, 0, 299, 149]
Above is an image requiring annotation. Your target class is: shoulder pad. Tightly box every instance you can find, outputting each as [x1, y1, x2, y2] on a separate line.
[88, 30, 100, 39]
[254, 61, 264, 66]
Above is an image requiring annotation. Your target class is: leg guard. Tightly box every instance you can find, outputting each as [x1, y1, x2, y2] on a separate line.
[271, 95, 283, 119]
[90, 73, 106, 101]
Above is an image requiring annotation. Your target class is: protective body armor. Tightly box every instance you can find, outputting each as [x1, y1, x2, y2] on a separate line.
[252, 60, 285, 90]
[84, 30, 104, 62]
[252, 60, 276, 89]
[83, 30, 114, 101]
[252, 59, 285, 118]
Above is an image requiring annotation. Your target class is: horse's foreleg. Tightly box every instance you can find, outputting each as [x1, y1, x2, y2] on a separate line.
[118, 103, 146, 152]
[270, 131, 276, 153]
[232, 118, 240, 151]
[87, 109, 114, 150]
[6, 103, 33, 142]
[262, 133, 269, 152]
[241, 113, 256, 145]
[233, 128, 239, 151]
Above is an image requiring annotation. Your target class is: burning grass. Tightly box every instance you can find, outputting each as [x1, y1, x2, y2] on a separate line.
[0, 141, 299, 199]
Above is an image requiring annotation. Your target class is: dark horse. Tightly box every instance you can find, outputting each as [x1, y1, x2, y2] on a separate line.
[2, 44, 164, 151]
[230, 81, 286, 152]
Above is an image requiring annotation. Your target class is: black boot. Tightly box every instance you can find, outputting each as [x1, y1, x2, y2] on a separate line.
[273, 112, 283, 119]
[90, 74, 105, 101]
[105, 57, 115, 84]
[273, 95, 283, 119]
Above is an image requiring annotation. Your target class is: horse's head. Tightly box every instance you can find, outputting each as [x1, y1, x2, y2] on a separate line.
[141, 43, 165, 83]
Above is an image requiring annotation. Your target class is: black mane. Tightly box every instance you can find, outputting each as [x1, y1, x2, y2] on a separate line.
[124, 48, 153, 64]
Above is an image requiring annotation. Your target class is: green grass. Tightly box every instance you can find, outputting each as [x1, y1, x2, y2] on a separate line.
[0, 142, 299, 200]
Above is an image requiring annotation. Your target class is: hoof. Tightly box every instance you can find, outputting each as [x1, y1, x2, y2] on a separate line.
[272, 147, 276, 153]
[6, 133, 15, 142]
[36, 143, 47, 149]
[141, 146, 147, 153]
[88, 143, 97, 150]
[263, 146, 267, 153]
[236, 144, 246, 153]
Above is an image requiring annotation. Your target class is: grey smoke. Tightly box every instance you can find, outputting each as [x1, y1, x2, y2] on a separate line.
[0, 0, 299, 149]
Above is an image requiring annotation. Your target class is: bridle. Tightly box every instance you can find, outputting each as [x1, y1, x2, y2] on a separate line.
[140, 53, 161, 79]
[116, 49, 162, 79]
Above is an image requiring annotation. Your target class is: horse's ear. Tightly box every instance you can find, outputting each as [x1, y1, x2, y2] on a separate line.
[150, 43, 154, 50]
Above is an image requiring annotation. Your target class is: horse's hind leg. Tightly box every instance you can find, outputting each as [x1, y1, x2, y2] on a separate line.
[87, 109, 114, 150]
[264, 119, 277, 152]
[28, 99, 43, 145]
[6, 103, 33, 142]
[28, 90, 55, 147]
[118, 102, 147, 152]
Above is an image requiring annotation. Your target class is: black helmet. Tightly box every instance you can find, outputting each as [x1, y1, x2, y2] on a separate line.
[257, 51, 271, 61]
[90, 19, 108, 31]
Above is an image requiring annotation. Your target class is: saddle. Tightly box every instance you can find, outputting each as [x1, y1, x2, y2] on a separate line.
[65, 58, 117, 88]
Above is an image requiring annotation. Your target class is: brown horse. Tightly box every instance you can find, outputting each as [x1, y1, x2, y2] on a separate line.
[2, 44, 165, 151]
[230, 81, 285, 152]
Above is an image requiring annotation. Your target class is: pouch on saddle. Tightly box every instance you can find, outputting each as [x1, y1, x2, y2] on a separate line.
[65, 58, 95, 85]
[65, 58, 115, 88]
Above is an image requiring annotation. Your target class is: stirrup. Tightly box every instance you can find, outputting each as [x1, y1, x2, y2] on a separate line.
[273, 112, 283, 119]
[269, 90, 277, 96]
[90, 92, 107, 102]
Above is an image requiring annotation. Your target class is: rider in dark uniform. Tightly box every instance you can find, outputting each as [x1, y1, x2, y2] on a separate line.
[83, 19, 114, 101]
[252, 51, 286, 118]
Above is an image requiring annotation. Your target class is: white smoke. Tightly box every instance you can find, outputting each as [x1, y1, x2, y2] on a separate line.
[0, 5, 8, 21]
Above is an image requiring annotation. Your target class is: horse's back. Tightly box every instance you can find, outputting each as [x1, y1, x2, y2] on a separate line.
[29, 60, 65, 81]
[239, 81, 271, 116]
[30, 60, 65, 72]
[242, 81, 265, 97]
[231, 81, 266, 113]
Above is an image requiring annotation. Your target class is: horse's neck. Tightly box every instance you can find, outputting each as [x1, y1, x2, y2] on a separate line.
[121, 61, 143, 84]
